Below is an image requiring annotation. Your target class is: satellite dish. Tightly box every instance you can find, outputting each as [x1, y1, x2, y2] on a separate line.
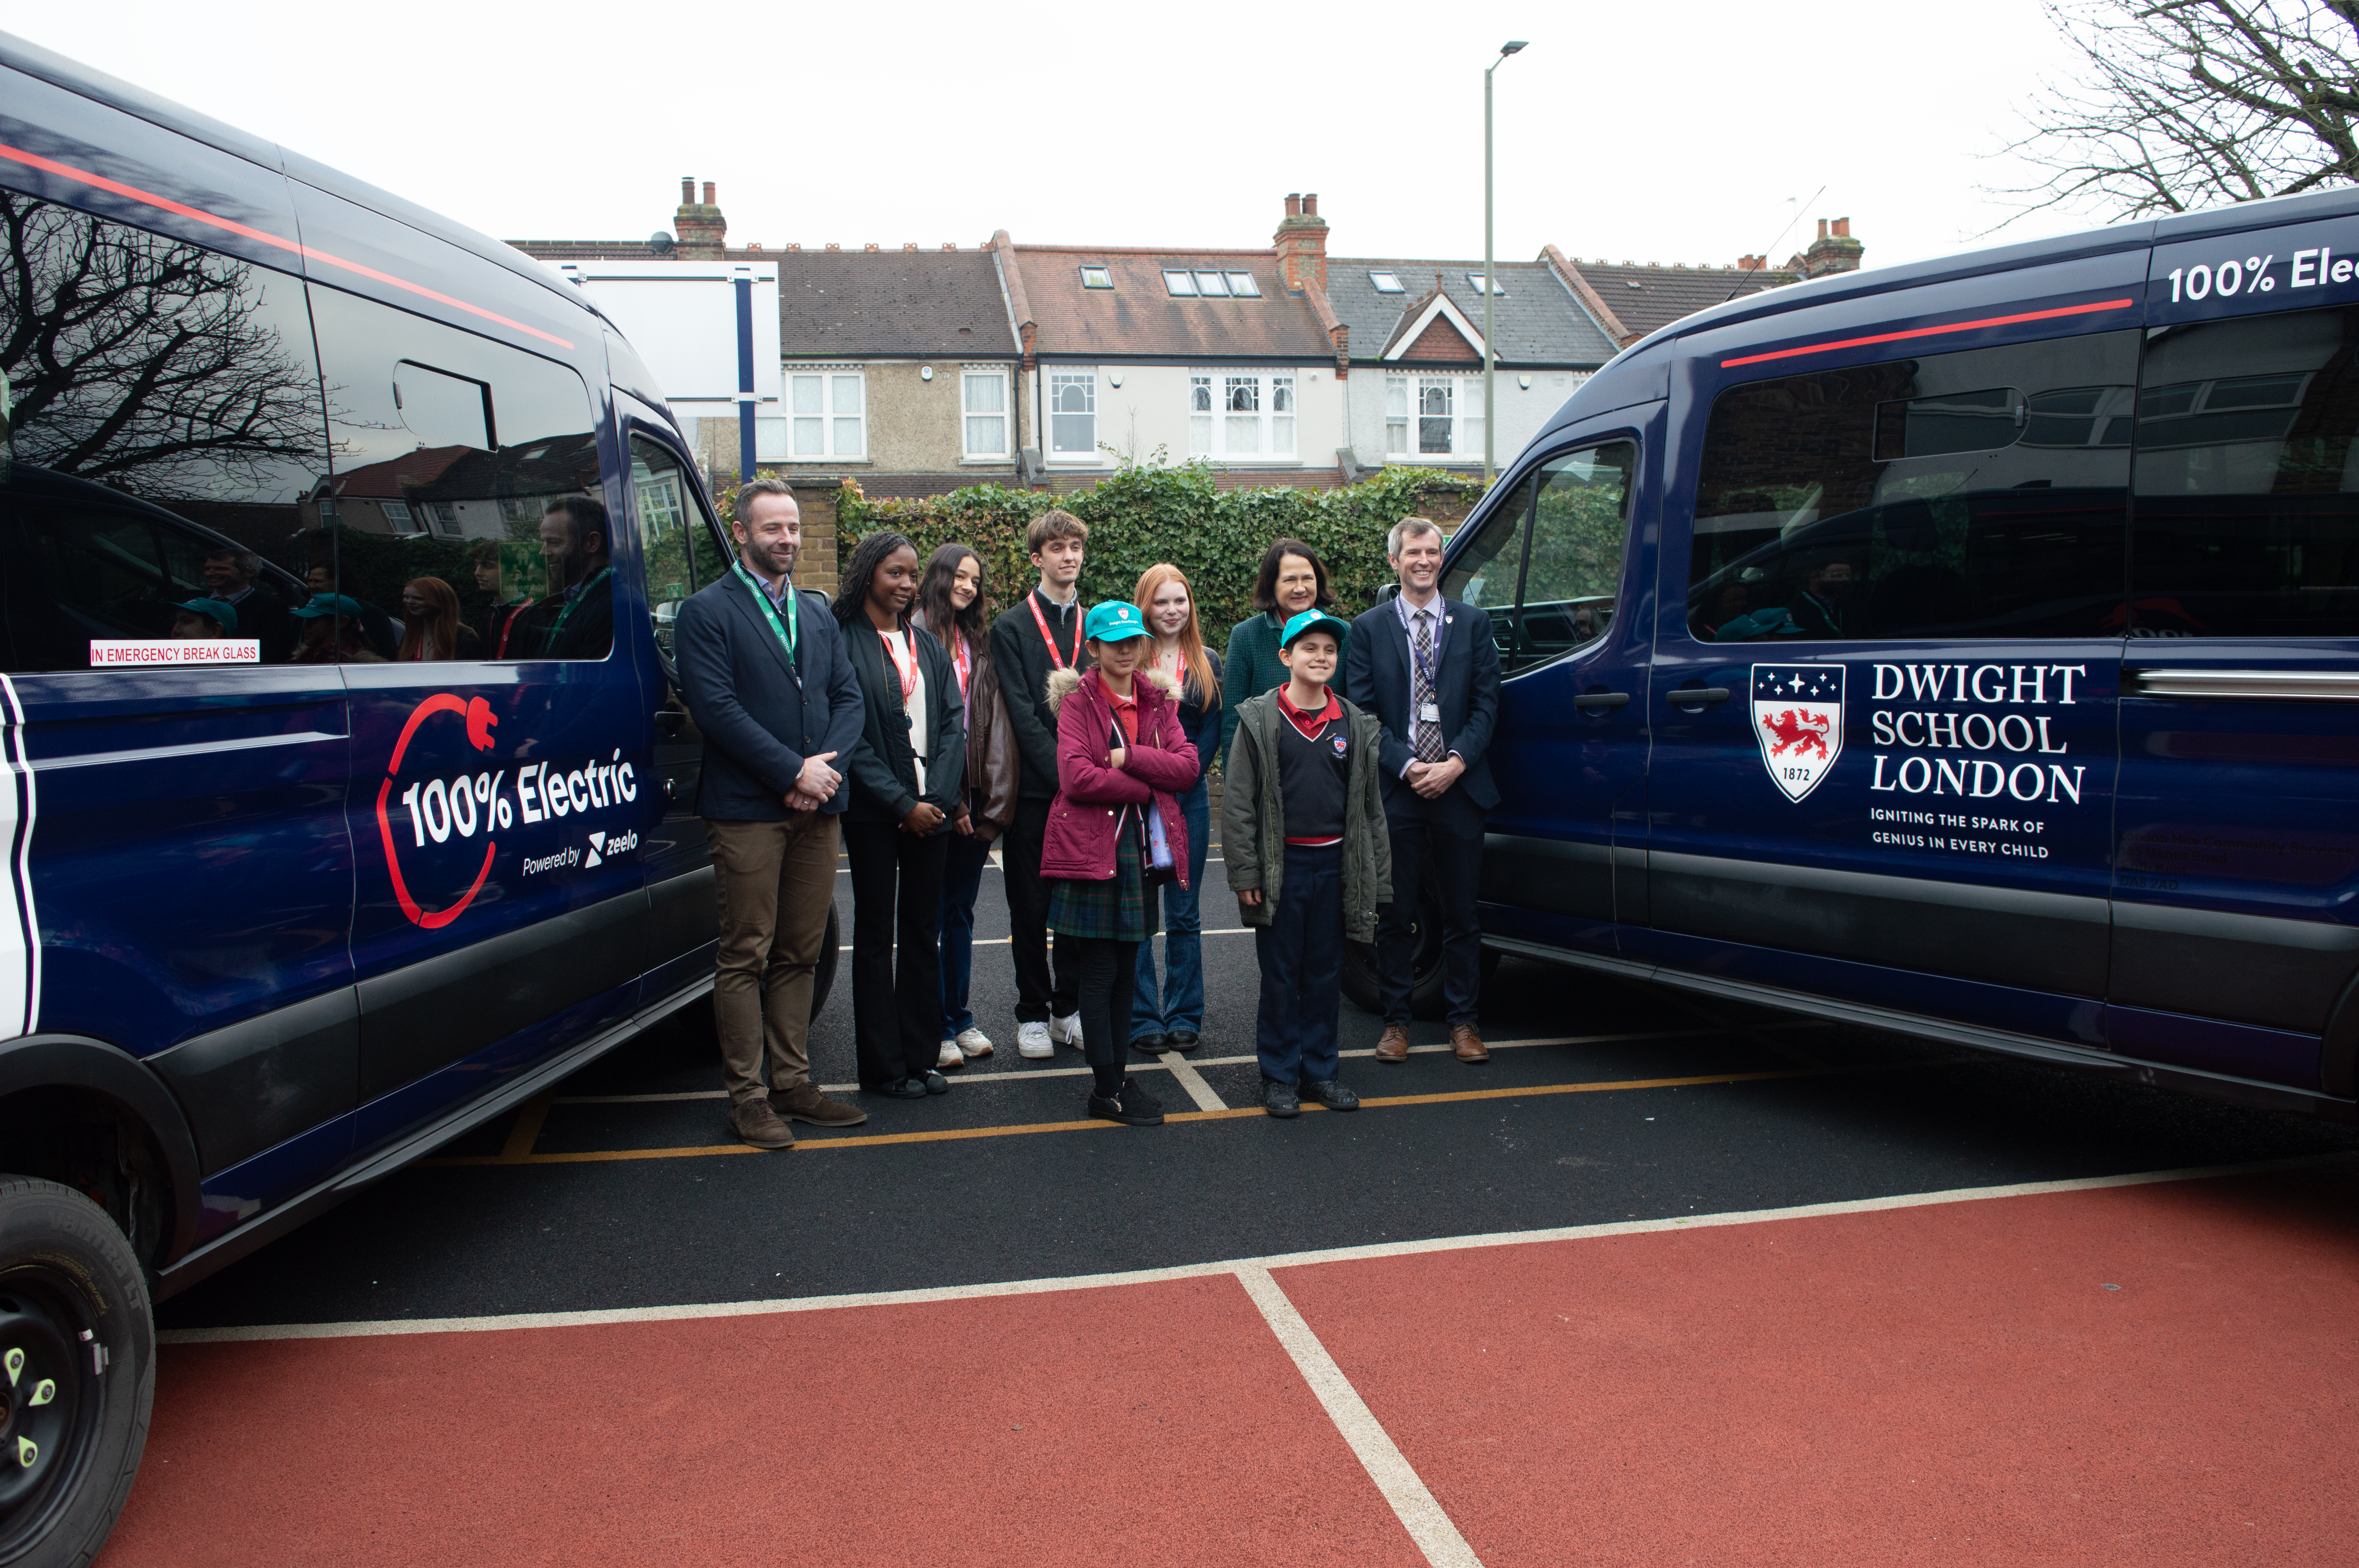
[648, 231, 677, 257]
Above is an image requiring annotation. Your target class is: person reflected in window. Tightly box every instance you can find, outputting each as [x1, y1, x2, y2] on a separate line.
[536, 495, 613, 659]
[397, 577, 483, 661]
[168, 599, 236, 639]
[472, 540, 538, 659]
[201, 547, 293, 662]
[1715, 555, 1857, 641]
[305, 561, 401, 658]
[289, 593, 387, 663]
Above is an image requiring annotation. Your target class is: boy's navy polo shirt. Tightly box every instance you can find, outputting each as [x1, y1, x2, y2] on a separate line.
[1276, 686, 1349, 846]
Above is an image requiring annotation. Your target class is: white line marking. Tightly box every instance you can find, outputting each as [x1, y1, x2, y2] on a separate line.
[1236, 1263, 1483, 1568]
[840, 927, 1252, 953]
[155, 1152, 2351, 1344]
[1160, 1053, 1228, 1111]
[0, 674, 39, 1039]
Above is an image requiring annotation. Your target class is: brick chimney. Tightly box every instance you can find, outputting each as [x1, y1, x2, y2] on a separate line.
[674, 176, 727, 260]
[1274, 191, 1329, 293]
[1798, 216, 1863, 280]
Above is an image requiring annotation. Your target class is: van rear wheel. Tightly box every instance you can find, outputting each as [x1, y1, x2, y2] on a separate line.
[0, 1177, 153, 1568]
[1341, 881, 1502, 1023]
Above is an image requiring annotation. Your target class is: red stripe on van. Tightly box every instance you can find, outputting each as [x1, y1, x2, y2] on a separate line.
[1719, 297, 2136, 369]
[0, 141, 575, 350]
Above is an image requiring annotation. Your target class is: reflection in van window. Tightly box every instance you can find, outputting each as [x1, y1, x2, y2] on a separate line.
[2132, 307, 2359, 637]
[308, 285, 612, 660]
[1441, 443, 1633, 676]
[0, 191, 323, 671]
[1690, 330, 2138, 643]
[633, 437, 729, 659]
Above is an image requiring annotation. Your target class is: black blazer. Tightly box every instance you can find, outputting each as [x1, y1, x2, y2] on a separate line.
[1342, 596, 1503, 811]
[674, 574, 865, 819]
[842, 617, 966, 829]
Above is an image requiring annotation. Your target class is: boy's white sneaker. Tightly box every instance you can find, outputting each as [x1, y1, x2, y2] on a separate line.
[936, 1038, 965, 1070]
[955, 1027, 995, 1059]
[1050, 1011, 1084, 1048]
[1017, 1022, 1054, 1059]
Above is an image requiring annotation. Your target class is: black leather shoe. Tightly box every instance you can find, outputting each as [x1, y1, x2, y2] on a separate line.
[1167, 1029, 1200, 1052]
[1131, 1033, 1171, 1055]
[870, 1077, 929, 1100]
[1304, 1078, 1360, 1112]
[1262, 1077, 1300, 1118]
[922, 1070, 951, 1094]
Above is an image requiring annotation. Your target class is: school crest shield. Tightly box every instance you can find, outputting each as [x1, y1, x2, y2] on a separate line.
[1750, 664, 1844, 802]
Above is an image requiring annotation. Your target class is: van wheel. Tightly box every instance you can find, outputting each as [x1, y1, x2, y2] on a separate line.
[1340, 886, 1504, 1023]
[810, 904, 840, 1020]
[0, 1178, 153, 1568]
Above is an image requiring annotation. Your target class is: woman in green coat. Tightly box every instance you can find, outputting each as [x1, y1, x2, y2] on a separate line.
[1219, 538, 1350, 769]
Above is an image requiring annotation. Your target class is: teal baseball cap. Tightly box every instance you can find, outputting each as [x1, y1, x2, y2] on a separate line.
[1083, 600, 1150, 642]
[291, 593, 365, 619]
[1279, 608, 1349, 648]
[170, 599, 238, 633]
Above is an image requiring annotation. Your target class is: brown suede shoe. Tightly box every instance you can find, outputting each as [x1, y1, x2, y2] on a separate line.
[728, 1097, 795, 1149]
[1374, 1025, 1411, 1063]
[771, 1081, 868, 1128]
[1450, 1024, 1490, 1064]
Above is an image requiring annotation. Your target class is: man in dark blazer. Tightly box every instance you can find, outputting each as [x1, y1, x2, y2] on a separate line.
[1342, 515, 1501, 1065]
[674, 479, 868, 1149]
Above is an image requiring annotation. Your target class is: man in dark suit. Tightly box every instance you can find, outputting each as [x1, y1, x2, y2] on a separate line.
[1343, 515, 1501, 1065]
[674, 478, 868, 1149]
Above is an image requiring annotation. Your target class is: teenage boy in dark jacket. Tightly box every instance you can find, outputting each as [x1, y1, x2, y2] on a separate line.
[987, 509, 1089, 1058]
[1223, 609, 1392, 1118]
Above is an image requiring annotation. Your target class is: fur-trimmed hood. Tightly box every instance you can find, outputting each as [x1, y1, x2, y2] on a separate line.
[1045, 664, 1182, 713]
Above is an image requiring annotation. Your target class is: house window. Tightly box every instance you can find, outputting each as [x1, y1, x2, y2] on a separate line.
[963, 370, 1009, 458]
[1386, 374, 1484, 460]
[1369, 270, 1405, 294]
[1187, 371, 1296, 461]
[756, 417, 789, 463]
[1080, 266, 1113, 289]
[789, 370, 865, 459]
[1163, 271, 1198, 297]
[1049, 370, 1097, 457]
[1466, 273, 1508, 296]
[1225, 272, 1261, 297]
[382, 500, 416, 534]
[427, 501, 462, 537]
[1194, 271, 1232, 297]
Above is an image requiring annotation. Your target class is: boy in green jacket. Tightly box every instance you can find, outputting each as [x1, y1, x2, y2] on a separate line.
[1223, 608, 1393, 1118]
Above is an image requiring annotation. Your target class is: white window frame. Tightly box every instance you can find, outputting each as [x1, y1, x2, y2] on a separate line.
[381, 499, 417, 534]
[961, 367, 1011, 461]
[1079, 266, 1113, 290]
[786, 366, 867, 461]
[1465, 272, 1508, 296]
[1383, 373, 1485, 462]
[1188, 369, 1299, 463]
[1369, 270, 1405, 294]
[1162, 271, 1198, 297]
[1224, 271, 1261, 297]
[1047, 368, 1099, 461]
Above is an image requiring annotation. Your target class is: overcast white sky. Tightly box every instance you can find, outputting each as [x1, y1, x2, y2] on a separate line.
[14, 0, 2119, 274]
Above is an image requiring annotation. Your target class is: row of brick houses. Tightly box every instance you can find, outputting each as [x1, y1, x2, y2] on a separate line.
[511, 185, 1866, 503]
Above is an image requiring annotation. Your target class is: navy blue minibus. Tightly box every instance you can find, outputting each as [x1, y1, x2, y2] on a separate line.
[0, 33, 827, 1563]
[1364, 180, 2359, 1131]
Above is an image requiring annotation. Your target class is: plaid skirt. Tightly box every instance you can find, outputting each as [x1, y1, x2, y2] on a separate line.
[1047, 808, 1159, 944]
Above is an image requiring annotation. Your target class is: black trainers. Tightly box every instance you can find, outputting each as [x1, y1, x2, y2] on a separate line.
[1304, 1078, 1360, 1112]
[1087, 1077, 1166, 1127]
[1262, 1077, 1301, 1118]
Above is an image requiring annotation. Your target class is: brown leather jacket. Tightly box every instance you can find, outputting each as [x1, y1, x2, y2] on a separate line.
[920, 612, 1021, 843]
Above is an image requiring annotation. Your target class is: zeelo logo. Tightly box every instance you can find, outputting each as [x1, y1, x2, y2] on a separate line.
[376, 694, 505, 929]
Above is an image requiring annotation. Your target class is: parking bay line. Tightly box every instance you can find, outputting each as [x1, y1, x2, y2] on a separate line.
[431, 1060, 1901, 1167]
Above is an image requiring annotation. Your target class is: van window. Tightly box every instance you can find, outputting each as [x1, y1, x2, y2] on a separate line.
[632, 437, 730, 658]
[308, 285, 612, 661]
[2131, 306, 2359, 637]
[0, 191, 324, 670]
[1441, 472, 1531, 666]
[1520, 444, 1633, 664]
[1690, 330, 2138, 643]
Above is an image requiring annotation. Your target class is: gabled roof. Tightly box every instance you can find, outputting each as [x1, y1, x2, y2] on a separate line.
[1381, 288, 1486, 361]
[776, 250, 1018, 358]
[1004, 247, 1335, 361]
[1558, 258, 1797, 341]
[1324, 258, 1616, 367]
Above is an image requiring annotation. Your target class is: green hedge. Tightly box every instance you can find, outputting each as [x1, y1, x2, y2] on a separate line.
[835, 459, 1487, 646]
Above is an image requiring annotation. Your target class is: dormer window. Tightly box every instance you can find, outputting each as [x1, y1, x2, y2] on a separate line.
[1163, 270, 1198, 296]
[1467, 273, 1508, 296]
[1369, 270, 1404, 294]
[1080, 266, 1113, 290]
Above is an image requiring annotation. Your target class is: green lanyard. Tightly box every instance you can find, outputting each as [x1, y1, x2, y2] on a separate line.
[547, 565, 612, 638]
[732, 561, 799, 668]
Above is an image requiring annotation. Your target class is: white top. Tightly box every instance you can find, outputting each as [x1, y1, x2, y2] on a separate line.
[881, 628, 929, 762]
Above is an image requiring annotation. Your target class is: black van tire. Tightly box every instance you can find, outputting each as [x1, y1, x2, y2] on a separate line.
[810, 904, 840, 1020]
[1341, 880, 1505, 1022]
[0, 1177, 153, 1568]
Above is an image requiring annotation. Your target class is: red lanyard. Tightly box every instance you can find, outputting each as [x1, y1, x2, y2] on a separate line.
[495, 599, 532, 659]
[1026, 592, 1079, 670]
[880, 628, 918, 702]
[951, 632, 972, 702]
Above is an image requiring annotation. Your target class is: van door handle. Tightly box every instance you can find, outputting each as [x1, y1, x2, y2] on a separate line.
[1572, 691, 1630, 710]
[654, 709, 686, 739]
[1666, 685, 1730, 708]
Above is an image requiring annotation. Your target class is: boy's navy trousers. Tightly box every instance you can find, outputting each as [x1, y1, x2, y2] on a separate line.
[1255, 842, 1344, 1085]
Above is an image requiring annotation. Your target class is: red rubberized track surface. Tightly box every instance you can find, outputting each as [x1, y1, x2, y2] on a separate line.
[101, 1166, 2359, 1566]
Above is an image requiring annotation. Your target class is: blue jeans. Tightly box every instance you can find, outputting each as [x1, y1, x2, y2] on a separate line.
[1254, 843, 1343, 1085]
[938, 809, 993, 1039]
[1131, 776, 1210, 1041]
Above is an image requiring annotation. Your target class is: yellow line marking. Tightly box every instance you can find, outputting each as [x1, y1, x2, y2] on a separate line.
[498, 1093, 555, 1162]
[424, 1061, 1916, 1167]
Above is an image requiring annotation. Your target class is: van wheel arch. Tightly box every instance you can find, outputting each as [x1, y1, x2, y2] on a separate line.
[0, 1037, 201, 1273]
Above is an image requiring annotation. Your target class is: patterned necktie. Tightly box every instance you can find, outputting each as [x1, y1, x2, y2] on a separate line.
[1412, 611, 1445, 763]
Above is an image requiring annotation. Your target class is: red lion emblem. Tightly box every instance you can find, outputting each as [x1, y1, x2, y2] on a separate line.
[1759, 708, 1830, 760]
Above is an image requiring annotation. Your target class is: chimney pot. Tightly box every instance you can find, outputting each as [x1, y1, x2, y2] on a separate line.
[681, 176, 694, 204]
[1285, 193, 1302, 217]
[703, 181, 716, 206]
[1833, 217, 1851, 238]
[1817, 218, 1830, 239]
[1304, 193, 1318, 215]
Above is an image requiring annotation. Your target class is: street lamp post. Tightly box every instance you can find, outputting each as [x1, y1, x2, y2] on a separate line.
[1484, 39, 1527, 485]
